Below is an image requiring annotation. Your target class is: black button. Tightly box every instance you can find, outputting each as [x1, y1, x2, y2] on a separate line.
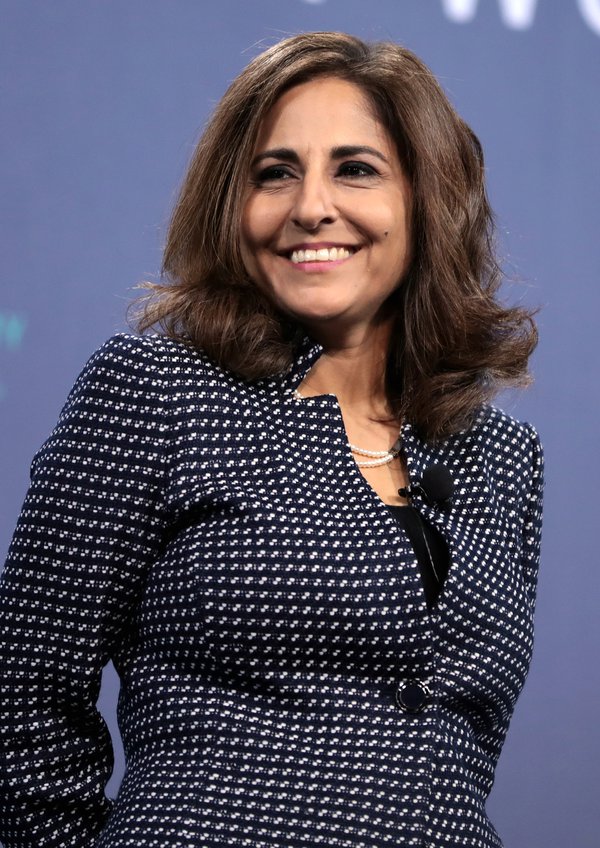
[396, 679, 430, 713]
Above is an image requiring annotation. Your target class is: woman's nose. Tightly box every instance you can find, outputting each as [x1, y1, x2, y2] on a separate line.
[291, 173, 337, 231]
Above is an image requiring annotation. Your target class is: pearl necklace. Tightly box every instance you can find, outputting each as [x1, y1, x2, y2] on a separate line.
[293, 388, 402, 468]
[349, 437, 402, 467]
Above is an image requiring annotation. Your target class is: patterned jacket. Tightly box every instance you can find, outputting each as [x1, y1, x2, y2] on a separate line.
[0, 333, 544, 848]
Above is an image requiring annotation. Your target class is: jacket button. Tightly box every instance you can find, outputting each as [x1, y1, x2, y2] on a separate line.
[395, 679, 430, 713]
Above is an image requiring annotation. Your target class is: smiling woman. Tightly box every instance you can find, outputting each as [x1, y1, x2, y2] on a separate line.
[139, 31, 536, 443]
[0, 32, 543, 848]
[241, 77, 412, 338]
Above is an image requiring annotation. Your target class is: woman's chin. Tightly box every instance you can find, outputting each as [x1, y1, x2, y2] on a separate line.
[279, 296, 357, 326]
[286, 308, 354, 332]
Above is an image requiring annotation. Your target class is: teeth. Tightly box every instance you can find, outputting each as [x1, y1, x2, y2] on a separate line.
[290, 247, 352, 264]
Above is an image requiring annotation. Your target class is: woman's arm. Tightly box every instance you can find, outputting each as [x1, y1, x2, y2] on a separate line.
[458, 418, 545, 769]
[0, 335, 171, 848]
[520, 424, 545, 609]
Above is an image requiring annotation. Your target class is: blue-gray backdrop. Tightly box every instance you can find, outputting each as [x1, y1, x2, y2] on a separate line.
[1, 2, 599, 846]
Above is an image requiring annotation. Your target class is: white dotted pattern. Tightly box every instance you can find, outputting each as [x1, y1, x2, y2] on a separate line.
[0, 334, 543, 848]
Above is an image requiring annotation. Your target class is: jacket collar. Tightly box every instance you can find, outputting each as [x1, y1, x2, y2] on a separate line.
[278, 334, 324, 394]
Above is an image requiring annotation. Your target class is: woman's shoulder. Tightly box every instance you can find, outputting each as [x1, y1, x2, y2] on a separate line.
[471, 403, 542, 453]
[59, 333, 241, 425]
[83, 332, 235, 388]
[89, 332, 212, 370]
[459, 403, 543, 492]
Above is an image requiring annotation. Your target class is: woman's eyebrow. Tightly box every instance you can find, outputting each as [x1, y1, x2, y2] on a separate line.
[331, 145, 389, 164]
[251, 148, 299, 167]
[251, 145, 389, 167]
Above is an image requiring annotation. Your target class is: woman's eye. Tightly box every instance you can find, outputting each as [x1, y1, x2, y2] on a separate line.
[338, 161, 377, 178]
[253, 165, 293, 184]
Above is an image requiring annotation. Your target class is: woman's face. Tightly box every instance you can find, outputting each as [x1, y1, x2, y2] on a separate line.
[241, 76, 412, 338]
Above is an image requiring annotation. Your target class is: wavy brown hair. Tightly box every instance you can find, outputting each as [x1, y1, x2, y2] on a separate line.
[136, 31, 537, 441]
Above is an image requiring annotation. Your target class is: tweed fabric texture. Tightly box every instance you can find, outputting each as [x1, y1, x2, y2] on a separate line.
[0, 334, 544, 848]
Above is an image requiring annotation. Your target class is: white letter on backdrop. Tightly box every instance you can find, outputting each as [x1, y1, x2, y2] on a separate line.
[498, 0, 538, 28]
[578, 0, 600, 34]
[442, 0, 538, 28]
[441, 0, 480, 22]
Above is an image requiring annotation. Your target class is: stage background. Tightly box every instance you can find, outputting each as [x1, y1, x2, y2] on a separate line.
[1, 2, 599, 845]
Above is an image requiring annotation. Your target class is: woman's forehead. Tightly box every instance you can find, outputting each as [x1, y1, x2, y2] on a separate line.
[252, 77, 393, 157]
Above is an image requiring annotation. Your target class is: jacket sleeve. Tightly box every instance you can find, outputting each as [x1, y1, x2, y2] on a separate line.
[519, 424, 545, 608]
[468, 421, 545, 769]
[0, 336, 171, 848]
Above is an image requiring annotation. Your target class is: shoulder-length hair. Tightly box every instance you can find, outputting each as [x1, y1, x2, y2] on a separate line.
[136, 31, 537, 441]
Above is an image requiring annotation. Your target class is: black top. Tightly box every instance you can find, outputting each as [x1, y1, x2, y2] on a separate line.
[387, 505, 450, 608]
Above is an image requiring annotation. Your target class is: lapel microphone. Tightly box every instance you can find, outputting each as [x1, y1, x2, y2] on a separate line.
[398, 463, 454, 507]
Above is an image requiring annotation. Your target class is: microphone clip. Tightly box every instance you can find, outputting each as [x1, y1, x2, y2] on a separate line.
[398, 464, 454, 510]
[397, 483, 416, 500]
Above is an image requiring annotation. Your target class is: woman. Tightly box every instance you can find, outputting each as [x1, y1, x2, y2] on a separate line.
[0, 32, 543, 848]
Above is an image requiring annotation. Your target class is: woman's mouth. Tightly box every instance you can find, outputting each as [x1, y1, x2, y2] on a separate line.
[289, 246, 356, 264]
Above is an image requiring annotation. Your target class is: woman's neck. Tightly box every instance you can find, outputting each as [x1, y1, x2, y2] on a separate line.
[299, 320, 393, 421]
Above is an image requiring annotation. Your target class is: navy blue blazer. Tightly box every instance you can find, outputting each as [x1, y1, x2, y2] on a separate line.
[0, 334, 544, 848]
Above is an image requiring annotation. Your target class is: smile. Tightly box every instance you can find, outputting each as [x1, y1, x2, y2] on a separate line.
[289, 246, 356, 264]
